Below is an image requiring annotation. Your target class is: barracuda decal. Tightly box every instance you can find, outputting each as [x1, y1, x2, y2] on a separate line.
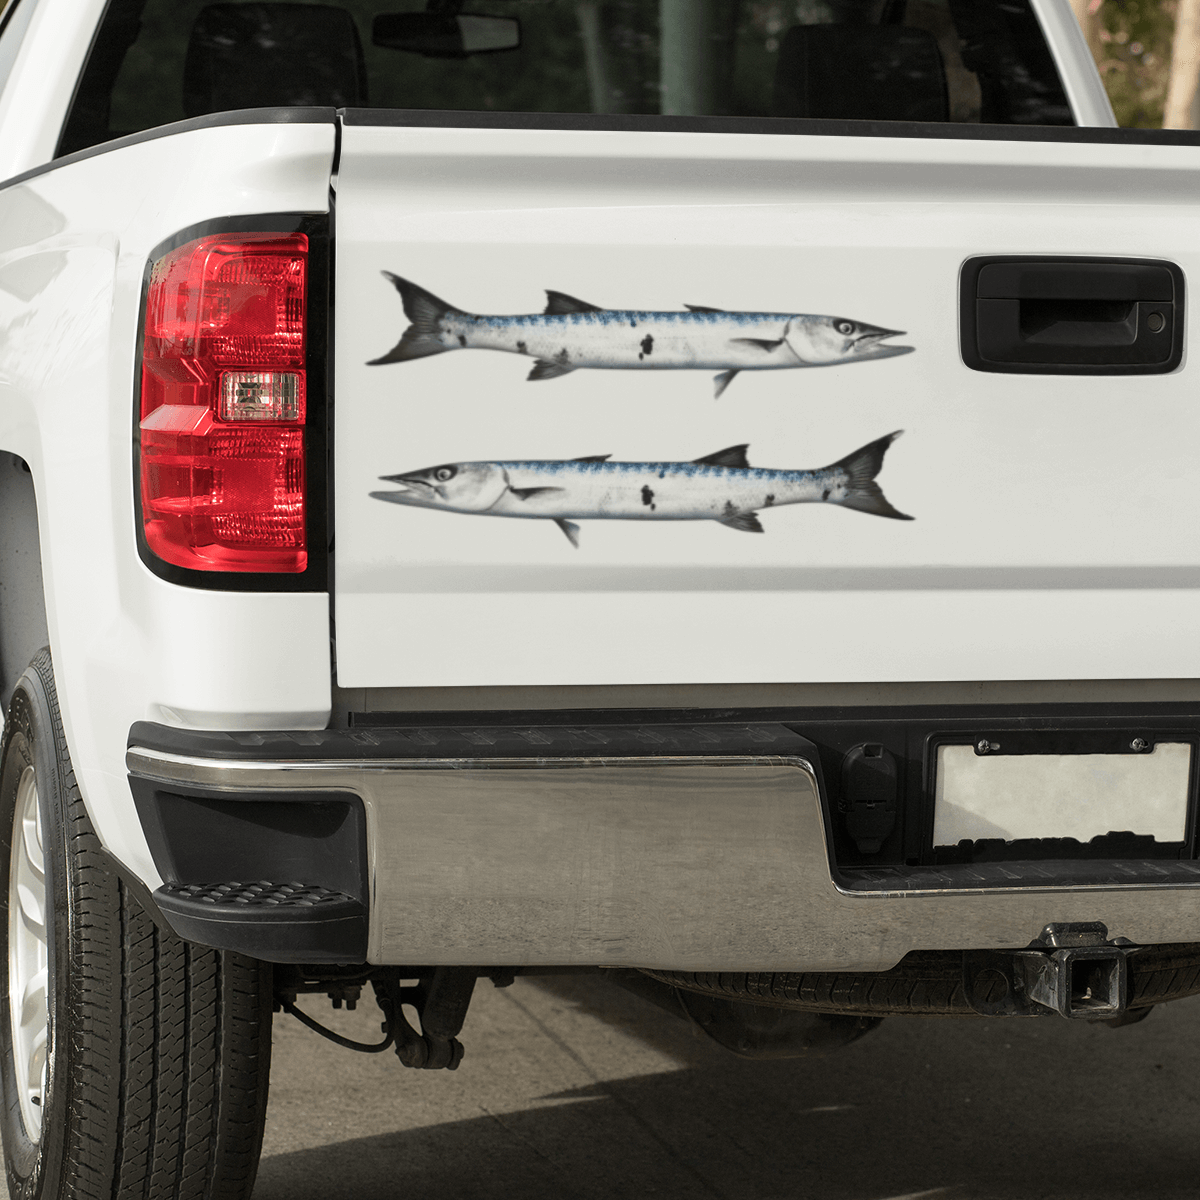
[368, 274, 913, 398]
[371, 432, 911, 548]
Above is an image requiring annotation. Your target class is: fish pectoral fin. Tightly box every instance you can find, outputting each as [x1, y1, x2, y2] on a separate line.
[555, 518, 581, 548]
[544, 290, 605, 316]
[685, 304, 725, 313]
[572, 454, 611, 462]
[713, 369, 739, 399]
[729, 337, 785, 352]
[717, 512, 764, 534]
[509, 485, 565, 501]
[693, 444, 751, 469]
[528, 359, 576, 381]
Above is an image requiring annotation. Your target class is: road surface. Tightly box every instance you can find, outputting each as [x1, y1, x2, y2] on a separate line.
[254, 972, 1200, 1200]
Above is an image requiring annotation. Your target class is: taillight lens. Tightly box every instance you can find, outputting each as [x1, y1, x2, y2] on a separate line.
[139, 232, 308, 573]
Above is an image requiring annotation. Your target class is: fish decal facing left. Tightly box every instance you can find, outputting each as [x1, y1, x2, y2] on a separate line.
[369, 274, 913, 397]
[371, 432, 912, 547]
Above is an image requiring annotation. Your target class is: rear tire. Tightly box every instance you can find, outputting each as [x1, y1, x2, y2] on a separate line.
[0, 650, 273, 1200]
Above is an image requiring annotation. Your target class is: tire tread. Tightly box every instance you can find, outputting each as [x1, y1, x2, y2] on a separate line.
[2, 650, 271, 1200]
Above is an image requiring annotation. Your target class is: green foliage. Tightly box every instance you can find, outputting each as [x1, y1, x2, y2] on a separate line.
[1094, 0, 1178, 127]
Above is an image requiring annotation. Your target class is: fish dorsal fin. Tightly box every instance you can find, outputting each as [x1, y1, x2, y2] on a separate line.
[544, 290, 604, 316]
[693, 444, 750, 469]
[572, 454, 611, 463]
[685, 304, 724, 313]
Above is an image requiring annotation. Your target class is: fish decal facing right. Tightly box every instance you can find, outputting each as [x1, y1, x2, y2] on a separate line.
[371, 432, 912, 547]
[369, 274, 913, 397]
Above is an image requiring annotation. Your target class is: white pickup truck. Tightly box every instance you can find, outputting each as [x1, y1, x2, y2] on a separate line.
[3, 0, 1200, 1196]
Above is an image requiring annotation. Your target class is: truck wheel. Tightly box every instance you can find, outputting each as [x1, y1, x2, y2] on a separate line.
[0, 650, 273, 1200]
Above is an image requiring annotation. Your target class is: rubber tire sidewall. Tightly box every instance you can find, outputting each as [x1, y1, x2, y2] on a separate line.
[0, 661, 69, 1200]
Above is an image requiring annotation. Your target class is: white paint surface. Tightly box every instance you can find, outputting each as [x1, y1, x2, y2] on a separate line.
[334, 124, 1200, 688]
[0, 120, 336, 883]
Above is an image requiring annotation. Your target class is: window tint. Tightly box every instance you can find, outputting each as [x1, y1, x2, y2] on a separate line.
[0, 0, 39, 105]
[61, 0, 1073, 155]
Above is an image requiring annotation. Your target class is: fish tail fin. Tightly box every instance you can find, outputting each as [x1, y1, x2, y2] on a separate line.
[368, 273, 461, 365]
[827, 431, 913, 521]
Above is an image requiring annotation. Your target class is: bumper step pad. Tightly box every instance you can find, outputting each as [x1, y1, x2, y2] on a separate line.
[155, 880, 366, 963]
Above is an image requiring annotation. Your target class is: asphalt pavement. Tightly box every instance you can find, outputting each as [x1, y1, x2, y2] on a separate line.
[254, 972, 1200, 1200]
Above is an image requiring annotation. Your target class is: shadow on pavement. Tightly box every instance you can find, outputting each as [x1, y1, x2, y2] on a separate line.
[253, 974, 1200, 1200]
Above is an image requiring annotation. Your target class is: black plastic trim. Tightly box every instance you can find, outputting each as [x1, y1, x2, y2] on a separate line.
[960, 255, 1186, 375]
[339, 106, 1200, 146]
[132, 212, 330, 592]
[129, 716, 815, 761]
[841, 859, 1200, 893]
[129, 782, 368, 902]
[154, 889, 366, 962]
[127, 770, 369, 962]
[325, 125, 340, 642]
[0, 107, 336, 196]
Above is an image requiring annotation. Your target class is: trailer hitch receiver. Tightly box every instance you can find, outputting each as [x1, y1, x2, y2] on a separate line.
[963, 923, 1137, 1019]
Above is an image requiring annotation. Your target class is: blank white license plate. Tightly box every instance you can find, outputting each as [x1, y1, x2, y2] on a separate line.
[932, 742, 1192, 847]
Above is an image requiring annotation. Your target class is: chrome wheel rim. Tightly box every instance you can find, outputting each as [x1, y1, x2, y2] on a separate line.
[8, 765, 47, 1139]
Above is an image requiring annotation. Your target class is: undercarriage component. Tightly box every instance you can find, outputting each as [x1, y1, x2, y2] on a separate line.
[642, 936, 1200, 1019]
[275, 965, 478, 1068]
[373, 967, 477, 1069]
[608, 969, 880, 1057]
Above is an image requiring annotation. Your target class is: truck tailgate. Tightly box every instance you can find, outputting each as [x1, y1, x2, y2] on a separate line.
[332, 119, 1200, 689]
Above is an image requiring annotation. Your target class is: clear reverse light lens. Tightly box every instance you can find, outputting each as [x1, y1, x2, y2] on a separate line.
[220, 371, 302, 421]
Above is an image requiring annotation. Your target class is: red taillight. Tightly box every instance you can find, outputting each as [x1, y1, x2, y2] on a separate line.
[139, 232, 308, 573]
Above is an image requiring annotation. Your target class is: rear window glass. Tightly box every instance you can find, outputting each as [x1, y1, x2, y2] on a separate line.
[61, 0, 1073, 155]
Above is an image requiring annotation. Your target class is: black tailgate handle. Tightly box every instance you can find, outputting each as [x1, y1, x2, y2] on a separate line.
[961, 257, 1184, 375]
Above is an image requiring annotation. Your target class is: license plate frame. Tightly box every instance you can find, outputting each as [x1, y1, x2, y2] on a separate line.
[928, 730, 1198, 861]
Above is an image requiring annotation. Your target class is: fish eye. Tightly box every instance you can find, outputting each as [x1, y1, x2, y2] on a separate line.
[434, 466, 457, 482]
[836, 320, 855, 335]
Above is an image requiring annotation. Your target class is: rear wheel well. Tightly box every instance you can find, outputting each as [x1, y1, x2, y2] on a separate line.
[0, 454, 49, 710]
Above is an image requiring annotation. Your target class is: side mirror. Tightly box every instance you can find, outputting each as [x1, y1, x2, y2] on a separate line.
[372, 12, 521, 58]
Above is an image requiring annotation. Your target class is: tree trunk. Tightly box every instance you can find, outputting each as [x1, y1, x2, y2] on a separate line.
[659, 0, 741, 116]
[1164, 0, 1200, 129]
[577, 2, 615, 113]
[660, 0, 719, 115]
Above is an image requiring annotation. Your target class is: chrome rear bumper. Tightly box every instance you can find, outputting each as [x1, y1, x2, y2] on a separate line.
[126, 731, 1200, 971]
